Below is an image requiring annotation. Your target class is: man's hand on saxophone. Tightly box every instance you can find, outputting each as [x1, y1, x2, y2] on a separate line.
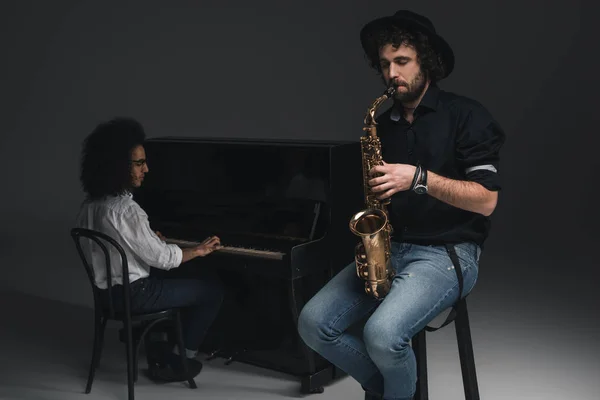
[368, 161, 417, 199]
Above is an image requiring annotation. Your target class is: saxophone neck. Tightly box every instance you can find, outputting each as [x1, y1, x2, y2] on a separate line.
[363, 85, 397, 133]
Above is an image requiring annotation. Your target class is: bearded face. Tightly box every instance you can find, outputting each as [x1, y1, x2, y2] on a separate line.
[378, 43, 428, 104]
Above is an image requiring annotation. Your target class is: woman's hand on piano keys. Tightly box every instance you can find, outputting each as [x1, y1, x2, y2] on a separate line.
[195, 236, 222, 257]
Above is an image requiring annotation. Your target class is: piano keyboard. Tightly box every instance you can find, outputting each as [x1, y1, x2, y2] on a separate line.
[165, 238, 286, 261]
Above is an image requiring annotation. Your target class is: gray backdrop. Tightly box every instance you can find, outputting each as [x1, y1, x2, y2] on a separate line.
[1, 0, 597, 321]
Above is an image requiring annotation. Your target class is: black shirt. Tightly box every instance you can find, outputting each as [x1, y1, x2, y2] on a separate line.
[376, 83, 506, 247]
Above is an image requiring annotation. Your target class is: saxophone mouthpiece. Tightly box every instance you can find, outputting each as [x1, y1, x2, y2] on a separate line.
[385, 83, 397, 97]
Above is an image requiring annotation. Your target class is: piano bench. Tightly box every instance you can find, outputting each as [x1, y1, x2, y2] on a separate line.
[412, 297, 480, 400]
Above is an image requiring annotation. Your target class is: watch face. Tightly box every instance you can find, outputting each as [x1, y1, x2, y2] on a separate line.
[414, 185, 427, 194]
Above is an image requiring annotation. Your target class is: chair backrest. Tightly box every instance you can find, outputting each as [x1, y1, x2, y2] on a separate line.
[70, 227, 132, 320]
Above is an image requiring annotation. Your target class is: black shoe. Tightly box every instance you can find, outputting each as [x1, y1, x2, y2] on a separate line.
[147, 352, 203, 383]
[146, 341, 172, 368]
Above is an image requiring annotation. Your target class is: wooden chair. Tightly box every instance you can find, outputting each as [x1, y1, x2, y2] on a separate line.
[70, 227, 197, 400]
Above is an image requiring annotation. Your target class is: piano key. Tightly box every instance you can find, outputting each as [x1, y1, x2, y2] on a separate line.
[218, 246, 285, 260]
[165, 238, 285, 261]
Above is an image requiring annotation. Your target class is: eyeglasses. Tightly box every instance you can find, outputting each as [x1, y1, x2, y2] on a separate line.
[131, 159, 147, 167]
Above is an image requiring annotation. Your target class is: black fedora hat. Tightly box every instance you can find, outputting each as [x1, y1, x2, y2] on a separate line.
[360, 10, 455, 79]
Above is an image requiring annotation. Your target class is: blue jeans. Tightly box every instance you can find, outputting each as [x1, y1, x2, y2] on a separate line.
[298, 241, 480, 400]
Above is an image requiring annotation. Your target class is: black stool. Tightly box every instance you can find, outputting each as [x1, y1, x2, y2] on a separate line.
[71, 227, 197, 400]
[412, 244, 480, 400]
[412, 297, 479, 400]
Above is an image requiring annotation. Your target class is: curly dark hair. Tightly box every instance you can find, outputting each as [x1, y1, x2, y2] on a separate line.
[79, 117, 146, 200]
[363, 25, 447, 82]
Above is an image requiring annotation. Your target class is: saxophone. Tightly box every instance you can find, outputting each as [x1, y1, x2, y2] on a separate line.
[349, 84, 396, 299]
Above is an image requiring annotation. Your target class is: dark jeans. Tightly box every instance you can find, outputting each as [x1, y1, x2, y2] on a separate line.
[103, 268, 224, 351]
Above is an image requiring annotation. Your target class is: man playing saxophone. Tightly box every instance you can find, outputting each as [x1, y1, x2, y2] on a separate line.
[298, 9, 505, 400]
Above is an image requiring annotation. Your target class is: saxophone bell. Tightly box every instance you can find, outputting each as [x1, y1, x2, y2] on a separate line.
[349, 209, 393, 299]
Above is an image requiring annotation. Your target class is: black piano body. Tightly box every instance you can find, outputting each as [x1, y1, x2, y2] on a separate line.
[134, 137, 364, 393]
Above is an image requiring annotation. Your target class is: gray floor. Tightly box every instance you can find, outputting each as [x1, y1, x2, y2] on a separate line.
[0, 284, 598, 400]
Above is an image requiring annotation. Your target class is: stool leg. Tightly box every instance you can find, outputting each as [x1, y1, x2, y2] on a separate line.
[85, 313, 106, 393]
[455, 299, 480, 400]
[412, 329, 428, 400]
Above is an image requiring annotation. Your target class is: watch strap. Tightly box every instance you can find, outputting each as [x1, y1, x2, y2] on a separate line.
[410, 164, 422, 191]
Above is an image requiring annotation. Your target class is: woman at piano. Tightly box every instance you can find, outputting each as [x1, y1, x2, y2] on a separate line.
[76, 117, 225, 383]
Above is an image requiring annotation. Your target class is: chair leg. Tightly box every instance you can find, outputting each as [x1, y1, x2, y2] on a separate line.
[133, 342, 139, 383]
[412, 329, 428, 400]
[454, 299, 480, 400]
[123, 320, 135, 400]
[174, 311, 197, 389]
[85, 314, 107, 393]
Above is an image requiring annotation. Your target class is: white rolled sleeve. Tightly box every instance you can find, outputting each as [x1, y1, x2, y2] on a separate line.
[114, 206, 183, 270]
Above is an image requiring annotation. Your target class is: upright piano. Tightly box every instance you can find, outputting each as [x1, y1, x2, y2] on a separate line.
[134, 137, 364, 393]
